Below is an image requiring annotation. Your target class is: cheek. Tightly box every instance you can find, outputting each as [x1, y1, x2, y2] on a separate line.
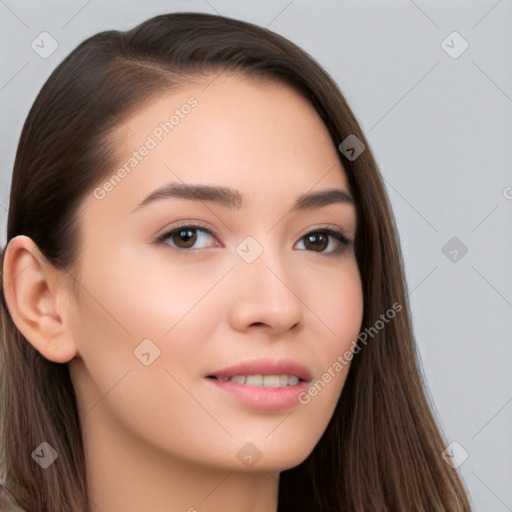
[73, 245, 224, 343]
[68, 253, 226, 456]
[315, 257, 364, 351]
[68, 248, 227, 407]
[303, 257, 363, 398]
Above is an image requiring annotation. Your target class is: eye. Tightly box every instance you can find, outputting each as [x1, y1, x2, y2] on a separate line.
[294, 228, 352, 255]
[156, 224, 219, 251]
[155, 224, 353, 255]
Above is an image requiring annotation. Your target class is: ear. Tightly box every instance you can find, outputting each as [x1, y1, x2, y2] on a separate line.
[2, 235, 77, 363]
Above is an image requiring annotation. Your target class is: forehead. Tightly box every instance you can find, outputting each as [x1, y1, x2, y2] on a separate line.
[89, 74, 350, 215]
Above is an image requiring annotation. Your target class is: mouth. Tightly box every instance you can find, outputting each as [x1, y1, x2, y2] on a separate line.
[205, 358, 312, 410]
[206, 374, 305, 388]
[206, 357, 312, 385]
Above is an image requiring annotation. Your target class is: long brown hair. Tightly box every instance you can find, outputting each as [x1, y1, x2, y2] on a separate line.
[0, 12, 471, 511]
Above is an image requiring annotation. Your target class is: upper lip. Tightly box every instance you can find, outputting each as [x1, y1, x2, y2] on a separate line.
[207, 358, 313, 382]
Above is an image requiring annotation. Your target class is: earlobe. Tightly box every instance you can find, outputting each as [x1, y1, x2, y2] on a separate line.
[2, 235, 78, 363]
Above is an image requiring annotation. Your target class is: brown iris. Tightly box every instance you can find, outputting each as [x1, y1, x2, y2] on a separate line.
[303, 232, 328, 252]
[172, 228, 197, 249]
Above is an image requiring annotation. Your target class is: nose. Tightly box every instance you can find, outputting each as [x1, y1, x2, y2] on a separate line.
[227, 246, 304, 336]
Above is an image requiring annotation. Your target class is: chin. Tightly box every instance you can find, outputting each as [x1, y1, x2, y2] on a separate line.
[235, 439, 317, 473]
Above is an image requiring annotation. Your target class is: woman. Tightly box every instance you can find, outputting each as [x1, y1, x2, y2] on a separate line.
[0, 12, 472, 512]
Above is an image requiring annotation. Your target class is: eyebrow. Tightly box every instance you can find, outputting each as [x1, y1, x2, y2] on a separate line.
[130, 183, 354, 213]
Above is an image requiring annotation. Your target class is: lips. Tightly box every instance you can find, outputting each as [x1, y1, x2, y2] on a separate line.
[206, 357, 313, 410]
[207, 357, 313, 383]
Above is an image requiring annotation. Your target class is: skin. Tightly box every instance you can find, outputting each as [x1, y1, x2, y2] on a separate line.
[4, 74, 363, 512]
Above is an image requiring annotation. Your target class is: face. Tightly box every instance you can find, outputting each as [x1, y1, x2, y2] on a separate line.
[67, 73, 363, 473]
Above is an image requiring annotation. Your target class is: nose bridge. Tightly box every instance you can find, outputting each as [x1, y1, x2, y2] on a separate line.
[228, 236, 304, 332]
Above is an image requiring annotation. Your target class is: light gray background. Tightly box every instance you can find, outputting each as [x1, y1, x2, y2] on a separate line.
[1, 1, 511, 510]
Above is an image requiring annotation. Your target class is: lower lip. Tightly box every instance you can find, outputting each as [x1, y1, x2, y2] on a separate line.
[207, 378, 309, 410]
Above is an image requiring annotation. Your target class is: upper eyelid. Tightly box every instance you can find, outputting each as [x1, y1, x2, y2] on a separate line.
[157, 220, 214, 236]
[155, 222, 214, 240]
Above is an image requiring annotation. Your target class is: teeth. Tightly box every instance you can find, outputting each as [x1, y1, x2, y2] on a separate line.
[263, 375, 280, 387]
[245, 375, 262, 386]
[218, 374, 301, 387]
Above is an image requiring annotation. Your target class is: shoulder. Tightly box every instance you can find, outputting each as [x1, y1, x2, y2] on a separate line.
[0, 482, 28, 512]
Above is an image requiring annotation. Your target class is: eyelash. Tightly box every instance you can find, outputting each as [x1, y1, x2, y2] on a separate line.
[154, 222, 353, 256]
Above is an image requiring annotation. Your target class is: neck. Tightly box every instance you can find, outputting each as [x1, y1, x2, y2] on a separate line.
[82, 413, 280, 512]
